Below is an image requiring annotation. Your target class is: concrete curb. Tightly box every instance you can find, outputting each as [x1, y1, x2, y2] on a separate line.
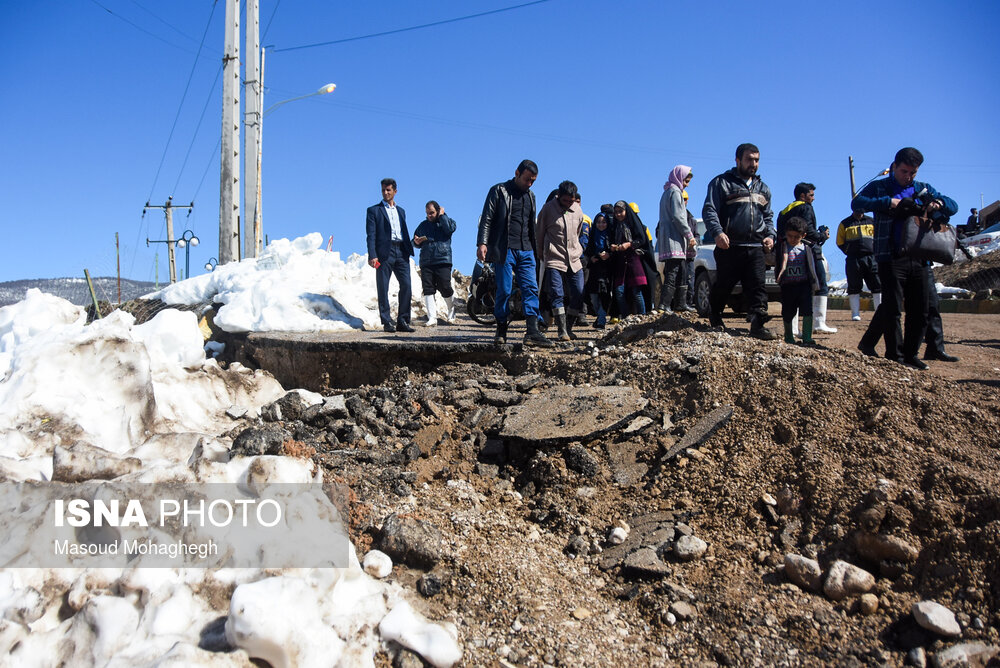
[828, 296, 1000, 314]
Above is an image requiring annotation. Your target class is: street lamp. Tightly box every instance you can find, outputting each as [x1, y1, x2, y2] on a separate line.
[245, 76, 337, 259]
[204, 257, 218, 272]
[175, 230, 200, 280]
[146, 229, 199, 283]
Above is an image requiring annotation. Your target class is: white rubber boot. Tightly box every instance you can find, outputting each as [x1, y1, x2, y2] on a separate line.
[814, 295, 837, 333]
[424, 295, 437, 326]
[873, 292, 882, 310]
[791, 316, 800, 337]
[849, 294, 862, 321]
[444, 295, 456, 324]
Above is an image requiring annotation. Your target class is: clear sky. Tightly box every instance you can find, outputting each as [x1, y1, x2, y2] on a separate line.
[2, 0, 998, 285]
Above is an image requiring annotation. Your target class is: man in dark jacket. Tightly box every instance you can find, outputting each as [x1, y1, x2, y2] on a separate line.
[476, 159, 552, 347]
[853, 147, 958, 369]
[702, 143, 777, 340]
[413, 201, 457, 326]
[366, 178, 415, 333]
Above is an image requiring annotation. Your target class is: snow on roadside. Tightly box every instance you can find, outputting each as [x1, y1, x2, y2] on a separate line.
[148, 232, 425, 334]
[0, 288, 462, 667]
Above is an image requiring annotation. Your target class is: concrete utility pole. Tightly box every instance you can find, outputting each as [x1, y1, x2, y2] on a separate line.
[144, 197, 194, 284]
[243, 0, 261, 259]
[219, 0, 241, 265]
[849, 155, 857, 198]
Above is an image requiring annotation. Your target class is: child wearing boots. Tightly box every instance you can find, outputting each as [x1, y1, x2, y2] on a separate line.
[776, 217, 820, 345]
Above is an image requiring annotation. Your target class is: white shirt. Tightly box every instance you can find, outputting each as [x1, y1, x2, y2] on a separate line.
[383, 200, 402, 241]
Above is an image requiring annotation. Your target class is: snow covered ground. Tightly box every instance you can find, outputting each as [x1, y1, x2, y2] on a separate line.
[0, 239, 462, 667]
[148, 232, 449, 334]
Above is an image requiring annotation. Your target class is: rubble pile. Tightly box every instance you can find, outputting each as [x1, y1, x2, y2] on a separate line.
[224, 314, 1000, 666]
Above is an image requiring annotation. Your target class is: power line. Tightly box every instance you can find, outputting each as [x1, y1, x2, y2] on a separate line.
[262, 0, 281, 40]
[131, 0, 219, 278]
[272, 0, 554, 53]
[144, 0, 220, 203]
[171, 63, 224, 196]
[87, 0, 217, 60]
[125, 0, 201, 45]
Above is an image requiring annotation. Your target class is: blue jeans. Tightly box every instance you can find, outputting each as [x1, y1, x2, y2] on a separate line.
[494, 249, 540, 320]
[545, 267, 584, 312]
[614, 285, 646, 316]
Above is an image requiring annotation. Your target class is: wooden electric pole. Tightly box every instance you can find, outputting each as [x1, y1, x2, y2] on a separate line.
[219, 0, 241, 265]
[243, 0, 261, 259]
[144, 197, 194, 284]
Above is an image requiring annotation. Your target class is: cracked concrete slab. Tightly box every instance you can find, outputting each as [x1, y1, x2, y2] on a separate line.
[499, 385, 648, 446]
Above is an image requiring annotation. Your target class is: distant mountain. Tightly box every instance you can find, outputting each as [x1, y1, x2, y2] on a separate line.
[0, 277, 160, 308]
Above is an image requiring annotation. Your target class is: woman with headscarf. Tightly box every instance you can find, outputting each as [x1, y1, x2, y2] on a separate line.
[656, 166, 697, 312]
[610, 200, 650, 317]
[584, 212, 612, 328]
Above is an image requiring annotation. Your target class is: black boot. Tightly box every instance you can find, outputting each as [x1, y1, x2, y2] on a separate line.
[524, 316, 554, 347]
[566, 314, 578, 340]
[494, 321, 508, 345]
[749, 312, 777, 341]
[676, 286, 696, 312]
[554, 310, 570, 341]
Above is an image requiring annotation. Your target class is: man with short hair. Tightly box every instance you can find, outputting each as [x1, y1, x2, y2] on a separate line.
[477, 160, 553, 347]
[366, 178, 415, 333]
[777, 183, 836, 333]
[702, 143, 777, 340]
[537, 180, 585, 341]
[836, 209, 881, 320]
[853, 147, 958, 369]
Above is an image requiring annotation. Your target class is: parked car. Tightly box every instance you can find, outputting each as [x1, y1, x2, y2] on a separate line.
[962, 222, 1000, 255]
[689, 217, 784, 317]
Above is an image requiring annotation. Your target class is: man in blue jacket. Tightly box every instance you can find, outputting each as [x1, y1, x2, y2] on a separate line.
[702, 143, 777, 340]
[853, 147, 958, 369]
[366, 178, 415, 333]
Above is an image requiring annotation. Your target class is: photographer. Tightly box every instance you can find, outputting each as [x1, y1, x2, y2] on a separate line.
[853, 147, 958, 369]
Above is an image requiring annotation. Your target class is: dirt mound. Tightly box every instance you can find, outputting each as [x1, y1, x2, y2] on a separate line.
[934, 248, 1000, 293]
[249, 313, 1000, 666]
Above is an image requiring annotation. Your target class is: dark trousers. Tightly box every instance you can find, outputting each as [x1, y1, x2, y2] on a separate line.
[376, 242, 412, 327]
[846, 254, 881, 295]
[861, 257, 928, 361]
[709, 246, 767, 318]
[660, 258, 686, 308]
[924, 265, 945, 355]
[420, 264, 454, 297]
[780, 282, 813, 321]
[685, 259, 695, 304]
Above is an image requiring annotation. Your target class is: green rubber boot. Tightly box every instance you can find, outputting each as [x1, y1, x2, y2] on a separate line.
[783, 320, 795, 344]
[802, 316, 816, 345]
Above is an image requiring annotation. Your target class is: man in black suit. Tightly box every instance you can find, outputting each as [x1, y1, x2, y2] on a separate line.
[366, 178, 415, 332]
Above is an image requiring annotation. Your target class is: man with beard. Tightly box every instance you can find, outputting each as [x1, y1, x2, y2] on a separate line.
[702, 143, 777, 340]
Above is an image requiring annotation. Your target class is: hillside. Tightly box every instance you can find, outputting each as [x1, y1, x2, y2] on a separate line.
[0, 277, 157, 308]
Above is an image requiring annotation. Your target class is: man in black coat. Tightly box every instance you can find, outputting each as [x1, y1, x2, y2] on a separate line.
[366, 178, 415, 332]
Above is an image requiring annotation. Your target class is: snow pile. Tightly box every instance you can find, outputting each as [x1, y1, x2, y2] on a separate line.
[150, 233, 425, 333]
[0, 289, 462, 667]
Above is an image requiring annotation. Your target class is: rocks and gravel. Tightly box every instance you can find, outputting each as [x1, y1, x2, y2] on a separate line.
[823, 560, 876, 601]
[784, 554, 823, 592]
[913, 600, 963, 637]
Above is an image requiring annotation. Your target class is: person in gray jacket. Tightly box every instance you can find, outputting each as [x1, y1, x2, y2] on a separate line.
[657, 165, 697, 312]
[412, 201, 457, 326]
[702, 143, 776, 340]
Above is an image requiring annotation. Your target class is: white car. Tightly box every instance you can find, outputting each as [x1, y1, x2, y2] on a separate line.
[690, 218, 783, 317]
[962, 222, 1000, 255]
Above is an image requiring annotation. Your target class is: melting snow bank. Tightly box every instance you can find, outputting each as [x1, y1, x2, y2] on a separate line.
[148, 232, 425, 333]
[0, 290, 462, 667]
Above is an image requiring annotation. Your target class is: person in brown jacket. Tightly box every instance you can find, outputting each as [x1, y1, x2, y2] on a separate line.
[536, 180, 585, 340]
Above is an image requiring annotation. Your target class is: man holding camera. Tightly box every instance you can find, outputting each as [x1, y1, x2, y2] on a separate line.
[853, 147, 958, 369]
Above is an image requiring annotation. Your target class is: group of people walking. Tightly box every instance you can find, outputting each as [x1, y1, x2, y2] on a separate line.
[365, 144, 960, 368]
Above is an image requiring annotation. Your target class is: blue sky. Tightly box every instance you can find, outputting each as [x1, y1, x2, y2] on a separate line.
[2, 0, 998, 285]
